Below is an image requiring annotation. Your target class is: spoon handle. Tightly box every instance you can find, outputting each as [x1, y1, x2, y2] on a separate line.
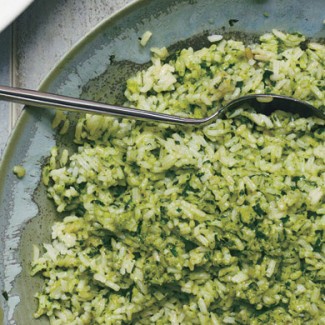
[0, 85, 203, 125]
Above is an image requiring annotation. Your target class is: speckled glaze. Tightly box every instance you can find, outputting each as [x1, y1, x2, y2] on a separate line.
[0, 0, 324, 323]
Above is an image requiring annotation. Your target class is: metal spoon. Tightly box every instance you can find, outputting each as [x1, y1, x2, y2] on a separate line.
[0, 85, 324, 125]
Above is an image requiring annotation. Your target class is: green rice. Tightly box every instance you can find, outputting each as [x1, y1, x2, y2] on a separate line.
[32, 30, 324, 324]
[13, 165, 26, 178]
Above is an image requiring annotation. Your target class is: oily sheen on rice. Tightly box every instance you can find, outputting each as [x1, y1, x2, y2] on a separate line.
[31, 30, 324, 324]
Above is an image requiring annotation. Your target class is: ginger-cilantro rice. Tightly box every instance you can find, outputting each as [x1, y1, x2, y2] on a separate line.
[32, 30, 324, 324]
[13, 165, 26, 178]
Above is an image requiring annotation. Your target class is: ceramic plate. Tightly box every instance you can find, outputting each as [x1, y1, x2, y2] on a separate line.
[0, 0, 324, 323]
[0, 0, 34, 32]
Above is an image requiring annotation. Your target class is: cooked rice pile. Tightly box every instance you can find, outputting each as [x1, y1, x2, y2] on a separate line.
[32, 30, 325, 324]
